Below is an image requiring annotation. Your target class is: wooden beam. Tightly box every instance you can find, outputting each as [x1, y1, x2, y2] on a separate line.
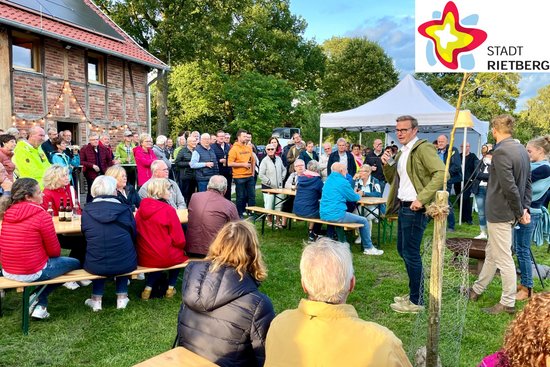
[0, 28, 12, 131]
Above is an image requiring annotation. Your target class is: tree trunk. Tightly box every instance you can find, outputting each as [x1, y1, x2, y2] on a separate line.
[156, 69, 169, 136]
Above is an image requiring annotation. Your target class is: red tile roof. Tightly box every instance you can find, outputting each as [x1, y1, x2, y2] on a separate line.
[0, 0, 168, 70]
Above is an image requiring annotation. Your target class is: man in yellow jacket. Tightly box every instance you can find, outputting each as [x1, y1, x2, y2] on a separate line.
[228, 129, 255, 218]
[13, 126, 50, 189]
[265, 238, 412, 367]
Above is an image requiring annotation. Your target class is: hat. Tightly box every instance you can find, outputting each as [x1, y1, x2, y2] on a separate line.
[124, 130, 133, 137]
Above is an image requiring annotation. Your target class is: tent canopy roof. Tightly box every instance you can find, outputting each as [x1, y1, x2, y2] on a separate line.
[320, 74, 487, 135]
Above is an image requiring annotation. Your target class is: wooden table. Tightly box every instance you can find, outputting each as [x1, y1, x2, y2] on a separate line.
[49, 209, 188, 235]
[133, 347, 218, 367]
[357, 197, 387, 245]
[261, 188, 296, 196]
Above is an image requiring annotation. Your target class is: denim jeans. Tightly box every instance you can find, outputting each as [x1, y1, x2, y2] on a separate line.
[91, 276, 129, 296]
[513, 212, 539, 288]
[335, 212, 373, 250]
[146, 269, 180, 288]
[234, 176, 256, 217]
[475, 186, 487, 229]
[197, 180, 208, 192]
[35, 257, 81, 306]
[397, 207, 428, 305]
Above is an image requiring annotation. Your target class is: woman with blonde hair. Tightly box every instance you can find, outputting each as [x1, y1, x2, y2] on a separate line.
[177, 220, 275, 367]
[479, 292, 550, 366]
[135, 178, 186, 300]
[105, 165, 140, 210]
[133, 133, 156, 187]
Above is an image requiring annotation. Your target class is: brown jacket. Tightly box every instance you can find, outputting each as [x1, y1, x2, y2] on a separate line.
[186, 189, 239, 255]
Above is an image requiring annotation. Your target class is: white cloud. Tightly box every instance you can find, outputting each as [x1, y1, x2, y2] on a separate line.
[344, 16, 416, 77]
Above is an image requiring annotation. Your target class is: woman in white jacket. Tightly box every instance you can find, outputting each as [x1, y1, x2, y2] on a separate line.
[259, 143, 287, 227]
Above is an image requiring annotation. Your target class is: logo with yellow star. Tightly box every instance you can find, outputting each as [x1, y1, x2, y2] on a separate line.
[418, 1, 487, 70]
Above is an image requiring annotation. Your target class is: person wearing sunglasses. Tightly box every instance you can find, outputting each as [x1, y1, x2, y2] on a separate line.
[259, 143, 286, 227]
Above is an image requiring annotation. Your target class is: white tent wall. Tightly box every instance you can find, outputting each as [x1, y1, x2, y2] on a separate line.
[319, 74, 489, 154]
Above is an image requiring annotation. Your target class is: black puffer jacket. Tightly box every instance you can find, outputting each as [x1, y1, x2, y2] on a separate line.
[177, 261, 275, 367]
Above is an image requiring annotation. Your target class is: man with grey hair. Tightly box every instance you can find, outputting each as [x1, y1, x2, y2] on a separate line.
[41, 127, 58, 163]
[265, 238, 411, 367]
[327, 137, 356, 176]
[13, 126, 50, 189]
[80, 132, 114, 202]
[185, 175, 239, 257]
[321, 162, 382, 256]
[138, 160, 186, 209]
[153, 135, 172, 174]
[191, 133, 218, 192]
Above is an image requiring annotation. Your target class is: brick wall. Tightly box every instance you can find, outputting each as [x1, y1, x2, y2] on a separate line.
[12, 35, 150, 146]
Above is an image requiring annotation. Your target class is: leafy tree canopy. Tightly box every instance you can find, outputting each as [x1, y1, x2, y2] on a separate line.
[321, 37, 399, 113]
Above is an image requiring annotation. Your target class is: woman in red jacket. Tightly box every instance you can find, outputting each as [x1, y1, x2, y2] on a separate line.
[133, 133, 157, 187]
[135, 178, 187, 299]
[0, 178, 80, 319]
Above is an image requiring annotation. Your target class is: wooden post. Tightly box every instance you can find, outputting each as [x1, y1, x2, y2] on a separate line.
[0, 28, 12, 131]
[426, 190, 448, 366]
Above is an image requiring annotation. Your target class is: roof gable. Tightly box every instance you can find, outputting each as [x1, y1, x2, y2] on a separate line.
[0, 0, 168, 70]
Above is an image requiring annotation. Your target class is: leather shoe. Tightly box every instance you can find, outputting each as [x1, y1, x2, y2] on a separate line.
[482, 303, 515, 315]
[468, 288, 480, 301]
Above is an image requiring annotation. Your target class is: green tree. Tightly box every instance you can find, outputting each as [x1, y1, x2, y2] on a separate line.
[321, 37, 398, 113]
[515, 84, 550, 143]
[290, 90, 322, 143]
[169, 61, 227, 135]
[224, 71, 293, 144]
[415, 73, 520, 121]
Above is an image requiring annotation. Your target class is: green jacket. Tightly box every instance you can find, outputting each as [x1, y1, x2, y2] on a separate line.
[13, 140, 51, 189]
[383, 139, 445, 215]
[115, 142, 136, 164]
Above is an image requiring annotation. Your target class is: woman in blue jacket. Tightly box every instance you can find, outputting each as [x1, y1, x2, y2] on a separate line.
[81, 175, 137, 312]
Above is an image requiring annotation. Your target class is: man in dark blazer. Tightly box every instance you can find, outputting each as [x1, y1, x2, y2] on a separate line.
[327, 137, 356, 177]
[469, 114, 531, 315]
[458, 142, 479, 224]
[211, 130, 232, 201]
[436, 135, 462, 231]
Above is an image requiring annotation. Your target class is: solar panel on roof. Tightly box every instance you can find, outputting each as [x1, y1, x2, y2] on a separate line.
[9, 0, 125, 41]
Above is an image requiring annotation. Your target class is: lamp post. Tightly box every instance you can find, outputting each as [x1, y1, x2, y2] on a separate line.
[455, 110, 474, 225]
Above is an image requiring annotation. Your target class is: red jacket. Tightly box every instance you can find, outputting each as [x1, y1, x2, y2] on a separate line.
[133, 146, 157, 187]
[0, 147, 15, 180]
[42, 185, 74, 216]
[0, 201, 60, 274]
[135, 198, 187, 267]
[79, 143, 113, 180]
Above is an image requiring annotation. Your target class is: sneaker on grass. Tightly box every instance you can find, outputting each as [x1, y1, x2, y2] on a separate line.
[393, 294, 410, 304]
[63, 281, 80, 290]
[363, 247, 383, 256]
[31, 305, 50, 319]
[117, 297, 130, 310]
[390, 300, 424, 314]
[84, 298, 102, 312]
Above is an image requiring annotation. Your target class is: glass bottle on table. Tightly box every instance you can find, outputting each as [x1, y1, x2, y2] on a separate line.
[59, 198, 66, 222]
[65, 197, 72, 222]
[47, 202, 54, 217]
[73, 199, 81, 220]
[290, 176, 297, 191]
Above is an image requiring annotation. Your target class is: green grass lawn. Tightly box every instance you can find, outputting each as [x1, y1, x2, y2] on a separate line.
[0, 196, 548, 367]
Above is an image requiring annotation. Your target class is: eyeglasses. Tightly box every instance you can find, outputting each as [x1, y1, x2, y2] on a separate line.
[395, 127, 413, 134]
[266, 148, 275, 151]
[324, 148, 331, 151]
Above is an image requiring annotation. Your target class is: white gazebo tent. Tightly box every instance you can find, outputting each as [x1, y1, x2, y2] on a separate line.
[319, 74, 489, 155]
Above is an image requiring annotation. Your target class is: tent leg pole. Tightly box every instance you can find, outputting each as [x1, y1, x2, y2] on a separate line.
[459, 127, 468, 225]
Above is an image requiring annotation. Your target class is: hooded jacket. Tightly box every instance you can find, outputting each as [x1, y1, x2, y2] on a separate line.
[82, 196, 137, 276]
[320, 172, 360, 221]
[0, 201, 60, 275]
[177, 261, 275, 367]
[293, 172, 323, 217]
[135, 198, 187, 268]
[133, 146, 157, 186]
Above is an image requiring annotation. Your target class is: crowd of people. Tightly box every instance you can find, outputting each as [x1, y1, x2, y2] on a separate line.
[0, 113, 548, 366]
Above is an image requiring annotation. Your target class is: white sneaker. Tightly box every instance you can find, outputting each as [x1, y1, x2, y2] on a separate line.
[354, 236, 362, 244]
[117, 297, 130, 310]
[84, 298, 102, 312]
[393, 294, 410, 304]
[63, 281, 80, 290]
[136, 273, 145, 281]
[28, 298, 39, 315]
[363, 247, 384, 256]
[0, 290, 5, 299]
[474, 232, 487, 240]
[31, 305, 50, 319]
[79, 280, 92, 287]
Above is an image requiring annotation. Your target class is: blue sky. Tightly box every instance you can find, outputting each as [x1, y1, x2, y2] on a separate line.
[289, 0, 550, 111]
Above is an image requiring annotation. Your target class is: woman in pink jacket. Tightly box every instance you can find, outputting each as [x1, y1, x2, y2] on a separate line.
[133, 133, 157, 187]
[0, 178, 80, 319]
[135, 178, 187, 300]
[0, 134, 16, 180]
